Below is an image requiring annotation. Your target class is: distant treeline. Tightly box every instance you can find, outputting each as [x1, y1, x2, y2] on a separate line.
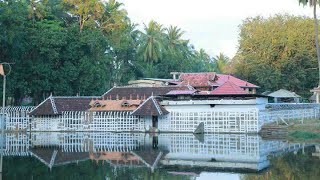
[0, 1, 318, 105]
[233, 15, 319, 98]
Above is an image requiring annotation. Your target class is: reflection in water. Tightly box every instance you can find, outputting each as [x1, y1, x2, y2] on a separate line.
[0, 132, 319, 179]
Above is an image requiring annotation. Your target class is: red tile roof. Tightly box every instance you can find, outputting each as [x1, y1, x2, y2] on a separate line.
[131, 97, 169, 116]
[213, 74, 258, 88]
[211, 81, 248, 95]
[179, 72, 216, 87]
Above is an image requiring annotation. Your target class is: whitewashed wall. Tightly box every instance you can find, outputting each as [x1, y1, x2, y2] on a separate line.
[158, 109, 259, 133]
[0, 106, 35, 131]
[31, 112, 147, 132]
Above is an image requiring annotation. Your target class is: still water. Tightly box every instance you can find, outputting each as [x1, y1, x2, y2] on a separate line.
[0, 132, 319, 180]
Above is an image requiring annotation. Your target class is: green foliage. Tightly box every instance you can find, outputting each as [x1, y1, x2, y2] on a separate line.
[242, 147, 320, 180]
[233, 15, 318, 97]
[3, 157, 190, 180]
[289, 131, 320, 139]
[0, 0, 217, 105]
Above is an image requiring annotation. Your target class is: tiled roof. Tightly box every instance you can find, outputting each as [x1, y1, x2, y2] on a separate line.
[88, 100, 142, 111]
[166, 90, 198, 95]
[179, 72, 216, 87]
[29, 96, 98, 116]
[30, 148, 89, 168]
[102, 86, 191, 100]
[268, 89, 301, 98]
[211, 81, 248, 95]
[89, 152, 141, 165]
[213, 74, 259, 88]
[131, 96, 169, 116]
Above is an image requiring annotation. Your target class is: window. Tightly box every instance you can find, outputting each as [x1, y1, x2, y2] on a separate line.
[121, 100, 130, 107]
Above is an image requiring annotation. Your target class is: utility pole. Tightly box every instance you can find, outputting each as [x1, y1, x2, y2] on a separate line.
[0, 62, 12, 180]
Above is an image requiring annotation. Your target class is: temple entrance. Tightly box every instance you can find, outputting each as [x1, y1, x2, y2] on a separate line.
[152, 116, 158, 128]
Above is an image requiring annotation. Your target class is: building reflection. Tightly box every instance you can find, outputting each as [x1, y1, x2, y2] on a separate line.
[0, 132, 310, 173]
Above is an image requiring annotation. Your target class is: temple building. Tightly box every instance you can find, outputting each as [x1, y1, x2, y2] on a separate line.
[9, 71, 316, 133]
[129, 72, 259, 94]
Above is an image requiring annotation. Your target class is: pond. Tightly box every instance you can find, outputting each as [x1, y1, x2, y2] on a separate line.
[0, 132, 319, 180]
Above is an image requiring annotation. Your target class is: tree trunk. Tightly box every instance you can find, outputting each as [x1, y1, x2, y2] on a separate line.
[313, 3, 320, 86]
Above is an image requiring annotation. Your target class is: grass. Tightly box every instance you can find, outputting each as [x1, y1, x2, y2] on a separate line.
[287, 118, 320, 143]
[289, 131, 320, 139]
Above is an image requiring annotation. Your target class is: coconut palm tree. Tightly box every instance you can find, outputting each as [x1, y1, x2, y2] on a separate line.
[100, 0, 128, 33]
[63, 0, 104, 32]
[299, 0, 320, 86]
[165, 25, 191, 60]
[27, 0, 47, 25]
[213, 53, 230, 73]
[139, 20, 165, 63]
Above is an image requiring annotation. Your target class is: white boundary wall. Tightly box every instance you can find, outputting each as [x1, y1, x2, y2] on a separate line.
[158, 109, 259, 133]
[2, 103, 320, 133]
[0, 106, 35, 131]
[258, 103, 320, 128]
[31, 111, 146, 132]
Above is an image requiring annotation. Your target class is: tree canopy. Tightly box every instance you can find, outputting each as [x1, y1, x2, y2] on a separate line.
[232, 14, 319, 97]
[0, 0, 217, 105]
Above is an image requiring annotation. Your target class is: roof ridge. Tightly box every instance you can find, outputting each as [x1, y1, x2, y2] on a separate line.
[111, 85, 187, 89]
[130, 96, 153, 115]
[180, 72, 215, 74]
[49, 96, 58, 114]
[28, 96, 52, 115]
[52, 96, 100, 98]
[102, 87, 115, 97]
[151, 97, 162, 115]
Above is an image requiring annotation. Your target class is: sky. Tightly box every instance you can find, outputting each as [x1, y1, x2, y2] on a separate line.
[117, 0, 313, 58]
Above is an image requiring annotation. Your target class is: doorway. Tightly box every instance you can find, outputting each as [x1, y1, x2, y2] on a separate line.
[152, 116, 158, 128]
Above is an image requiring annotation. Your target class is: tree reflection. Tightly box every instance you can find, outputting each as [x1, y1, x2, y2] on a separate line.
[3, 157, 191, 180]
[241, 146, 320, 180]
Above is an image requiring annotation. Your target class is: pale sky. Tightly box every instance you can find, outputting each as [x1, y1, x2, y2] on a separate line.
[117, 0, 313, 58]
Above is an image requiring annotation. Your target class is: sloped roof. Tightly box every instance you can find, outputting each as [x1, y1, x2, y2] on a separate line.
[131, 96, 169, 116]
[88, 100, 142, 111]
[211, 81, 248, 95]
[179, 72, 216, 87]
[29, 96, 98, 116]
[89, 152, 142, 166]
[102, 86, 191, 100]
[166, 90, 198, 95]
[268, 89, 301, 98]
[30, 148, 89, 168]
[213, 74, 259, 88]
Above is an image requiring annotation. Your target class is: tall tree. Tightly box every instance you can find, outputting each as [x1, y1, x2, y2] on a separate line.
[100, 0, 127, 34]
[165, 25, 189, 58]
[139, 20, 164, 63]
[299, 0, 320, 86]
[213, 53, 230, 73]
[233, 15, 318, 96]
[62, 0, 104, 31]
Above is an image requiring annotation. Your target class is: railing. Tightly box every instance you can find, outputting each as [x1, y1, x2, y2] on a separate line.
[259, 103, 320, 127]
[0, 106, 35, 131]
[159, 109, 260, 133]
[1, 103, 319, 132]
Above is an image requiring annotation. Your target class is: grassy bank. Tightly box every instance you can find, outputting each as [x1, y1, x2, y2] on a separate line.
[287, 119, 320, 143]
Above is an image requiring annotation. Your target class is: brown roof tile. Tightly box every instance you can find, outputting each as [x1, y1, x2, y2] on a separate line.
[131, 97, 169, 116]
[29, 96, 99, 116]
[102, 86, 191, 100]
[30, 148, 88, 167]
[179, 72, 216, 87]
[88, 100, 142, 111]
